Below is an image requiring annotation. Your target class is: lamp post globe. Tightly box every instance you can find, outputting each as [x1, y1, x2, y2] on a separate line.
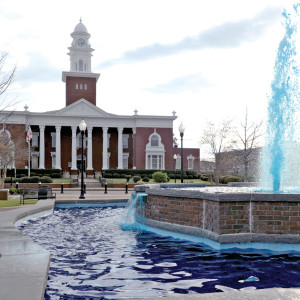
[178, 122, 185, 183]
[79, 119, 87, 199]
[173, 154, 177, 183]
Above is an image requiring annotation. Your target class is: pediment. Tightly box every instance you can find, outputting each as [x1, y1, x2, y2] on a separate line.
[51, 99, 114, 117]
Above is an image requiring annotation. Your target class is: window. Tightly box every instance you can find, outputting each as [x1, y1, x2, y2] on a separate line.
[147, 155, 163, 169]
[51, 152, 56, 168]
[76, 133, 87, 148]
[123, 134, 129, 149]
[123, 153, 129, 169]
[31, 152, 39, 169]
[80, 84, 83, 90]
[79, 59, 83, 71]
[107, 134, 111, 148]
[32, 133, 39, 147]
[151, 135, 159, 146]
[84, 83, 87, 90]
[176, 155, 181, 169]
[188, 155, 194, 170]
[51, 133, 56, 148]
[76, 83, 78, 90]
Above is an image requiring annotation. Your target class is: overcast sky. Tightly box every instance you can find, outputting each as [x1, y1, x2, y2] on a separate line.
[0, 0, 294, 158]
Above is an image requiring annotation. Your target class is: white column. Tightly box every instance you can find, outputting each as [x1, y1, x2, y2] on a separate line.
[55, 126, 61, 169]
[132, 127, 136, 169]
[87, 126, 93, 170]
[102, 127, 108, 170]
[71, 126, 77, 170]
[39, 125, 45, 169]
[118, 127, 123, 169]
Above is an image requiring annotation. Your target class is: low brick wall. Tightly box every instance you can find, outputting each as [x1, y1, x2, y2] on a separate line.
[140, 189, 300, 244]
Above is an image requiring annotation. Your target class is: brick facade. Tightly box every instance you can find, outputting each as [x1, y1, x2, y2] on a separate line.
[66, 76, 97, 106]
[143, 191, 300, 239]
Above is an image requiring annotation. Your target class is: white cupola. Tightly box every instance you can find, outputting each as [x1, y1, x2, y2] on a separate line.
[67, 18, 94, 73]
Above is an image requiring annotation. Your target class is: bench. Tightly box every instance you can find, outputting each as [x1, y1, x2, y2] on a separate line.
[20, 187, 56, 204]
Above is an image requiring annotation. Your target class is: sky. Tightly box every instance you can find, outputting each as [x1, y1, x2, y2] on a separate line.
[0, 0, 295, 159]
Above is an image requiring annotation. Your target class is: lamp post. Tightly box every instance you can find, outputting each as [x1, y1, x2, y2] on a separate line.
[179, 122, 185, 183]
[173, 154, 177, 184]
[79, 119, 87, 199]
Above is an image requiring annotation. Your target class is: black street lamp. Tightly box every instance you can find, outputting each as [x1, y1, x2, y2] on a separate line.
[173, 154, 177, 184]
[179, 122, 185, 183]
[79, 119, 87, 199]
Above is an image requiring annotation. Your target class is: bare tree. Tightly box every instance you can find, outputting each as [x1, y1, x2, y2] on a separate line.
[0, 52, 18, 123]
[0, 52, 23, 187]
[234, 108, 264, 181]
[0, 130, 28, 188]
[200, 119, 235, 185]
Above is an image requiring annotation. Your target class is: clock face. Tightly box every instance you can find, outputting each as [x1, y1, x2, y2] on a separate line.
[77, 38, 85, 46]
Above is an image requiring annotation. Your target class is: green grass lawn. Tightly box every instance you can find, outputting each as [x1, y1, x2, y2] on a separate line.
[0, 200, 37, 207]
[52, 178, 73, 184]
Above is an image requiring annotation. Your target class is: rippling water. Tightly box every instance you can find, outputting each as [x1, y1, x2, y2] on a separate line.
[18, 207, 300, 299]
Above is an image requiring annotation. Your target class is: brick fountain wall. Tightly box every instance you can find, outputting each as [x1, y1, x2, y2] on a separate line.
[138, 189, 300, 244]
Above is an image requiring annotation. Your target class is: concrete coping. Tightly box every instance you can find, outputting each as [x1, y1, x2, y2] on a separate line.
[146, 188, 300, 202]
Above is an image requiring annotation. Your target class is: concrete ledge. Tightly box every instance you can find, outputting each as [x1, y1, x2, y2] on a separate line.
[146, 188, 300, 202]
[0, 200, 55, 300]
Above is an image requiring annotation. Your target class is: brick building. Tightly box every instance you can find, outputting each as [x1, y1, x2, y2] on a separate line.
[0, 20, 200, 178]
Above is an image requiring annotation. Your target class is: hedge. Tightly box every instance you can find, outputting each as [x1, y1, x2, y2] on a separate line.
[102, 169, 198, 178]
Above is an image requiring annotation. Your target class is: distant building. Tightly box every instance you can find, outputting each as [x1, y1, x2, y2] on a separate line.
[0, 20, 200, 177]
[201, 148, 262, 180]
[200, 160, 215, 173]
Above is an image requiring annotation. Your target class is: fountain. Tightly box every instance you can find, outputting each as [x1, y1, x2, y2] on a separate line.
[121, 4, 300, 251]
[260, 3, 300, 193]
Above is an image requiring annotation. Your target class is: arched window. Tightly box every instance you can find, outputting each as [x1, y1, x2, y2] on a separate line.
[151, 135, 159, 147]
[79, 59, 83, 71]
[145, 130, 165, 170]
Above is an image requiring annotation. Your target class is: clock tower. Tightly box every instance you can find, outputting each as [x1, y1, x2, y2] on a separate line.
[62, 19, 100, 106]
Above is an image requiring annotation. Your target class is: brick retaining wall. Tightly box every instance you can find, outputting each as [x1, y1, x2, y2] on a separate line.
[141, 189, 300, 243]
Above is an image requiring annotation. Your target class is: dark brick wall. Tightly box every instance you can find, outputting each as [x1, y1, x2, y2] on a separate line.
[66, 76, 97, 106]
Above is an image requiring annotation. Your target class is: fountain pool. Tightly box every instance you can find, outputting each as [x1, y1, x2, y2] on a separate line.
[18, 205, 300, 300]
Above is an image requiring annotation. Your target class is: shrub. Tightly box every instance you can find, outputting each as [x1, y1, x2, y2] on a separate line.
[219, 175, 242, 184]
[132, 175, 141, 183]
[112, 173, 120, 178]
[188, 175, 193, 179]
[51, 173, 62, 178]
[142, 177, 150, 182]
[125, 175, 131, 182]
[40, 176, 53, 183]
[9, 188, 20, 194]
[169, 174, 175, 179]
[104, 173, 112, 178]
[153, 172, 168, 183]
[4, 177, 17, 183]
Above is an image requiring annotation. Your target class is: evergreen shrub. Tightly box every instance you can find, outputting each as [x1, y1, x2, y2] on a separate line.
[153, 172, 168, 183]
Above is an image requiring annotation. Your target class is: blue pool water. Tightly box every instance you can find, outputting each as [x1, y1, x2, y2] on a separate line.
[19, 207, 300, 299]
